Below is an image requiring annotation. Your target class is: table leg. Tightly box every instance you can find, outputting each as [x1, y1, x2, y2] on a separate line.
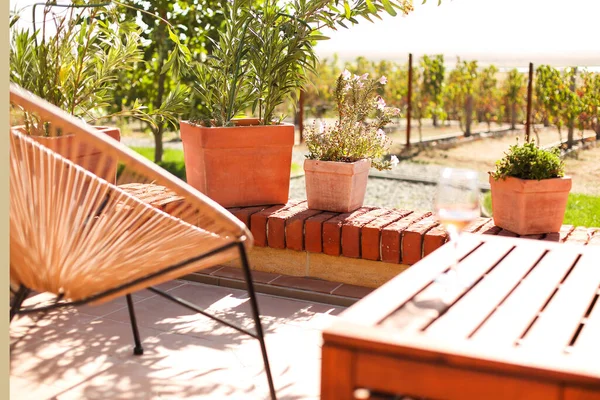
[321, 344, 355, 400]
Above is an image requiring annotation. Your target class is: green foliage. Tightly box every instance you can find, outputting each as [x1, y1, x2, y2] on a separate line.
[420, 54, 445, 122]
[563, 193, 600, 228]
[578, 71, 600, 135]
[10, 2, 190, 139]
[130, 146, 187, 180]
[10, 4, 146, 126]
[305, 71, 399, 170]
[475, 65, 499, 127]
[189, 0, 417, 127]
[491, 141, 565, 181]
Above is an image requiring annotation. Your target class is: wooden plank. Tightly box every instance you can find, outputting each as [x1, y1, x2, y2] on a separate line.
[323, 319, 600, 386]
[320, 344, 354, 400]
[519, 252, 600, 352]
[354, 352, 561, 400]
[339, 234, 484, 326]
[472, 248, 580, 346]
[381, 240, 514, 333]
[569, 275, 600, 359]
[425, 242, 548, 339]
[564, 386, 600, 400]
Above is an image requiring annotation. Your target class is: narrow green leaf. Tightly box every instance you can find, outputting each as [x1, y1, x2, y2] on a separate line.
[382, 0, 397, 16]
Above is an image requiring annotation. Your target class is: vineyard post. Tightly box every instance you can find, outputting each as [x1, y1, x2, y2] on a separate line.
[525, 62, 534, 142]
[567, 67, 577, 148]
[297, 89, 305, 144]
[406, 53, 413, 148]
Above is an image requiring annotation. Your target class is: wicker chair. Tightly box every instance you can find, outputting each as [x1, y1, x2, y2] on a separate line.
[9, 84, 277, 399]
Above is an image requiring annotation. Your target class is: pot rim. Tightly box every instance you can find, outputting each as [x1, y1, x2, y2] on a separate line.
[180, 119, 295, 128]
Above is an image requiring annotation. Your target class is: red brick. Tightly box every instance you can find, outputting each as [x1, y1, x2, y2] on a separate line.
[588, 229, 600, 246]
[285, 209, 324, 251]
[564, 226, 592, 244]
[463, 217, 491, 233]
[520, 234, 545, 240]
[361, 210, 413, 261]
[544, 225, 574, 243]
[231, 206, 268, 228]
[423, 225, 449, 257]
[381, 211, 432, 264]
[478, 219, 502, 235]
[267, 201, 308, 249]
[322, 207, 373, 256]
[305, 212, 338, 253]
[402, 216, 439, 265]
[250, 200, 302, 247]
[497, 229, 519, 237]
[341, 208, 392, 258]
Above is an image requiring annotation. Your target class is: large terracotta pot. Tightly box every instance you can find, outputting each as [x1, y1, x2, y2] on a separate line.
[304, 159, 371, 213]
[180, 119, 294, 207]
[13, 125, 121, 184]
[489, 175, 572, 235]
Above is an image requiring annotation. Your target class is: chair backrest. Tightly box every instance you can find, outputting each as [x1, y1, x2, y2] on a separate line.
[10, 84, 252, 304]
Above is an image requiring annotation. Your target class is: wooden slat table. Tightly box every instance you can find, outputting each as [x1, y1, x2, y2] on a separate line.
[321, 234, 600, 400]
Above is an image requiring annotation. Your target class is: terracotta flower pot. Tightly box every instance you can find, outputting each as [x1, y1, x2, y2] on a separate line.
[180, 119, 294, 207]
[12, 125, 121, 184]
[489, 175, 572, 235]
[304, 159, 371, 213]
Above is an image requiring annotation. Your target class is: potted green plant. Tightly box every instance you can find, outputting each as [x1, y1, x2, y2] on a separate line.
[303, 70, 400, 212]
[10, 2, 187, 182]
[489, 141, 571, 235]
[180, 0, 415, 207]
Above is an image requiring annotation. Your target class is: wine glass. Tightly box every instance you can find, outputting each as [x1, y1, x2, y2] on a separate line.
[434, 167, 480, 291]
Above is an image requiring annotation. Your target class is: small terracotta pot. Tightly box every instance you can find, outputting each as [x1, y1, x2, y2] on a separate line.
[489, 175, 572, 235]
[304, 159, 371, 213]
[180, 119, 294, 207]
[12, 125, 121, 184]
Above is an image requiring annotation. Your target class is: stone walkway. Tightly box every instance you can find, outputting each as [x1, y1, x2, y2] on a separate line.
[10, 280, 344, 399]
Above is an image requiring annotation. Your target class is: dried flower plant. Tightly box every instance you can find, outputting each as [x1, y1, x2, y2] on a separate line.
[305, 70, 400, 170]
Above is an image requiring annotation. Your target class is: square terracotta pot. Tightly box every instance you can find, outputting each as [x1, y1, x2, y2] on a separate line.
[304, 159, 371, 213]
[489, 175, 572, 235]
[180, 119, 294, 207]
[12, 125, 121, 184]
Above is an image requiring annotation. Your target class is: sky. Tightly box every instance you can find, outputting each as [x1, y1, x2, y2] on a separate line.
[315, 0, 600, 67]
[10, 0, 600, 68]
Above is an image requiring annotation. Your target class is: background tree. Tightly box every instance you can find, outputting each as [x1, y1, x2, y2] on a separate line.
[420, 54, 445, 127]
[579, 71, 600, 139]
[115, 0, 227, 162]
[445, 58, 477, 135]
[474, 65, 499, 130]
[305, 55, 341, 118]
[502, 68, 526, 130]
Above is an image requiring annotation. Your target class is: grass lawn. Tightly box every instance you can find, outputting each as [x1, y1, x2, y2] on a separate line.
[131, 147, 187, 180]
[130, 146, 303, 181]
[483, 192, 600, 228]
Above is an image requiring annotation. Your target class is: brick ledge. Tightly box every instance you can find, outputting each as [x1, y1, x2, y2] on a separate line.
[228, 200, 600, 266]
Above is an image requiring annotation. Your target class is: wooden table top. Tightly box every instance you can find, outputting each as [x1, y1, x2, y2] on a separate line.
[323, 233, 600, 388]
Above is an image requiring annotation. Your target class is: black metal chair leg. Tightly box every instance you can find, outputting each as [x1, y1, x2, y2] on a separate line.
[10, 285, 30, 323]
[238, 243, 277, 400]
[126, 294, 144, 355]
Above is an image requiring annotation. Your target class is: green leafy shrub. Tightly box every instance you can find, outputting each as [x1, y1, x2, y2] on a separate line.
[305, 71, 400, 171]
[491, 141, 565, 180]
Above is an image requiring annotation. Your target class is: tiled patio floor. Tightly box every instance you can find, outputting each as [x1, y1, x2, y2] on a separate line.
[10, 280, 345, 399]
